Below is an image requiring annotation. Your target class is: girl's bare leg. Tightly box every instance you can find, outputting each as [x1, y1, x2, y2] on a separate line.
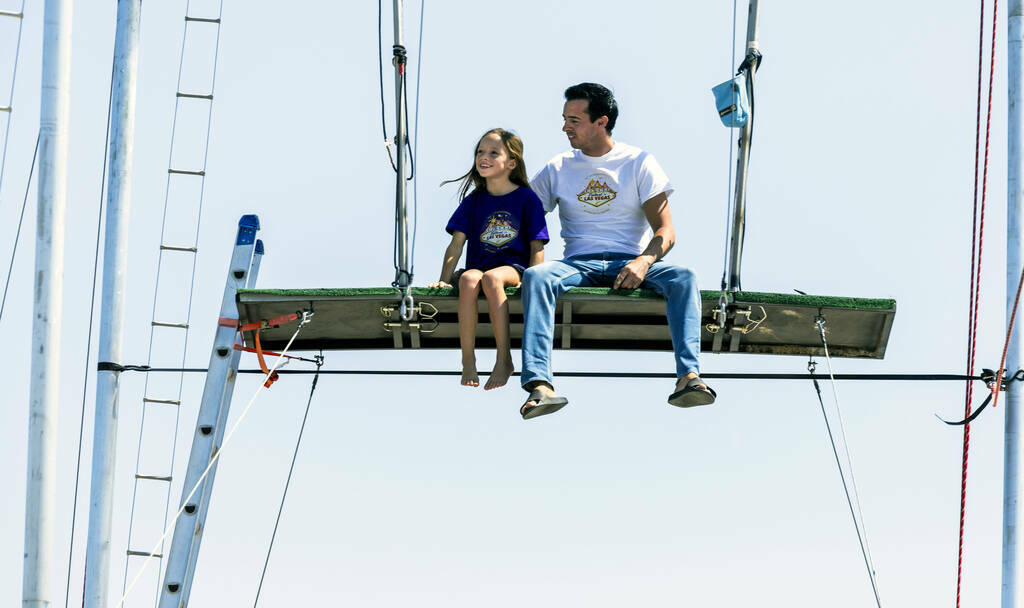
[458, 270, 484, 387]
[480, 266, 522, 390]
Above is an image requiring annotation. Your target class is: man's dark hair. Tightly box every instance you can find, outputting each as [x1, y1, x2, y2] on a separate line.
[564, 82, 618, 134]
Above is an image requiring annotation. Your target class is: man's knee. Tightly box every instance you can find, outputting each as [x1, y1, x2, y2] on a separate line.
[662, 265, 697, 288]
[523, 261, 561, 289]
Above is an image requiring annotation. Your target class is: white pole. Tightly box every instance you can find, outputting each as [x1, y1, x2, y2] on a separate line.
[1006, 3, 1024, 606]
[23, 0, 73, 606]
[84, 2, 142, 607]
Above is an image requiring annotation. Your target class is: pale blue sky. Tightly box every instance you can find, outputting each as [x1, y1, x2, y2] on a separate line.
[0, 1, 1009, 606]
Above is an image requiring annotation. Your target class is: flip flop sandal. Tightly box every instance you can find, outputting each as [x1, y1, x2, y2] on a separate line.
[667, 376, 717, 408]
[521, 389, 569, 420]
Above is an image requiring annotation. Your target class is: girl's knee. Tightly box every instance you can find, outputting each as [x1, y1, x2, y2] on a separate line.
[459, 270, 482, 289]
[481, 270, 514, 296]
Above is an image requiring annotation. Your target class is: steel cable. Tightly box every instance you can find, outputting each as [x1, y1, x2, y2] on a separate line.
[62, 46, 119, 608]
[0, 0, 28, 216]
[252, 357, 323, 607]
[812, 318, 883, 607]
[0, 130, 35, 322]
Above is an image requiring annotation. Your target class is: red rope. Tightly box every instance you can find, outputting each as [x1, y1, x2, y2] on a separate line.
[957, 1, 998, 605]
[993, 268, 1024, 412]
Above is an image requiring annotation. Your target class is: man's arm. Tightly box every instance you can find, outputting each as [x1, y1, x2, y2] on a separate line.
[528, 239, 545, 267]
[612, 192, 675, 289]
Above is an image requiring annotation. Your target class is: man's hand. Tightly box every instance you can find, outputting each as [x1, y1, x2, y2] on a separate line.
[427, 280, 452, 289]
[613, 257, 653, 290]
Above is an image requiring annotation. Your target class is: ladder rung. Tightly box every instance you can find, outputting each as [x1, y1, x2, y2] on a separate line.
[152, 321, 189, 329]
[185, 15, 220, 23]
[160, 244, 198, 253]
[176, 92, 213, 100]
[0, 10, 24, 18]
[168, 168, 205, 176]
[143, 397, 181, 406]
[135, 474, 173, 482]
[127, 550, 164, 558]
[0, 106, 10, 113]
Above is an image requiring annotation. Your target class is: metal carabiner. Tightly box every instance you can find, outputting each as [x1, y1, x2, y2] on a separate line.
[717, 292, 728, 330]
[400, 291, 416, 322]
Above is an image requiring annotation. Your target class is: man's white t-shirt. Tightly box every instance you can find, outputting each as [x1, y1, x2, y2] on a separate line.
[530, 141, 673, 258]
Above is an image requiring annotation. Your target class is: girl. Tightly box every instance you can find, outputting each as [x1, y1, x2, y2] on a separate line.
[428, 128, 548, 390]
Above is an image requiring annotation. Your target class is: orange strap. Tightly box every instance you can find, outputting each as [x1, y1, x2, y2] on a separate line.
[232, 343, 316, 364]
[237, 312, 300, 333]
[253, 330, 279, 388]
[221, 311, 305, 388]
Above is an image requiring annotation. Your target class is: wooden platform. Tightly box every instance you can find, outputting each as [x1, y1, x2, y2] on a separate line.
[236, 288, 896, 359]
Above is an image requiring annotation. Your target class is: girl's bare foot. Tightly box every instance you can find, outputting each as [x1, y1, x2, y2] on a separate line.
[461, 361, 479, 387]
[484, 359, 514, 390]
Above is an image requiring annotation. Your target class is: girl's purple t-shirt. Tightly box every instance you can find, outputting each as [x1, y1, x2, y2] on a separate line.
[446, 186, 549, 272]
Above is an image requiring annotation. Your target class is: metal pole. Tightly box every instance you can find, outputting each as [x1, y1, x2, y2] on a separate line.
[23, 0, 73, 606]
[726, 0, 761, 292]
[392, 0, 411, 292]
[84, 2, 142, 607]
[1006, 3, 1024, 605]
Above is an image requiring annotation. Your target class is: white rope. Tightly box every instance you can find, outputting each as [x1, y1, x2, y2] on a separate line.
[116, 318, 307, 608]
[815, 317, 883, 607]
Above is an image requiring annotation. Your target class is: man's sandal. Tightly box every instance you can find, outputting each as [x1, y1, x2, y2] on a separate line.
[521, 389, 569, 420]
[667, 376, 717, 408]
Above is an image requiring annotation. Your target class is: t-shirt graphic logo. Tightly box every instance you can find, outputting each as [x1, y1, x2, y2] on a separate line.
[577, 174, 617, 207]
[480, 211, 517, 248]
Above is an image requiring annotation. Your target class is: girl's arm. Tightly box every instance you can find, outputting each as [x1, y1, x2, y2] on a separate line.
[527, 239, 545, 267]
[428, 231, 467, 287]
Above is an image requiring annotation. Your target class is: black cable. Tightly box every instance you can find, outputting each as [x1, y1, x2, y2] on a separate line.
[0, 130, 38, 323]
[253, 358, 322, 607]
[64, 51, 118, 608]
[402, 65, 413, 182]
[106, 365, 985, 382]
[733, 59, 755, 292]
[410, 0, 425, 281]
[728, 49, 761, 292]
[377, 0, 396, 171]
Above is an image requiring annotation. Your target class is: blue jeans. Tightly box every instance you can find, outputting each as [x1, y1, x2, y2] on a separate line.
[520, 253, 702, 389]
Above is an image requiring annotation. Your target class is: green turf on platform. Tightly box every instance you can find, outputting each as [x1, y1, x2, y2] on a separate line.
[237, 287, 895, 310]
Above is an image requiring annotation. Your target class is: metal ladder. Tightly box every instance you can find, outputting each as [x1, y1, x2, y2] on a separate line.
[120, 1, 226, 604]
[158, 215, 263, 608]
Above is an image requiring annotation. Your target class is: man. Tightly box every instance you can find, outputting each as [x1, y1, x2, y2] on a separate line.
[519, 82, 716, 419]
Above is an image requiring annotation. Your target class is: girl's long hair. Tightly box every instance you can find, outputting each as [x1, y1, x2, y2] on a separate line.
[442, 128, 530, 202]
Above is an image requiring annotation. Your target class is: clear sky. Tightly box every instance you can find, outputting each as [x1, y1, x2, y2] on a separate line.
[0, 1, 1012, 606]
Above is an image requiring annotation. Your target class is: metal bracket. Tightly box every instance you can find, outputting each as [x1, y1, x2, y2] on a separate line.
[707, 301, 768, 353]
[380, 301, 439, 348]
